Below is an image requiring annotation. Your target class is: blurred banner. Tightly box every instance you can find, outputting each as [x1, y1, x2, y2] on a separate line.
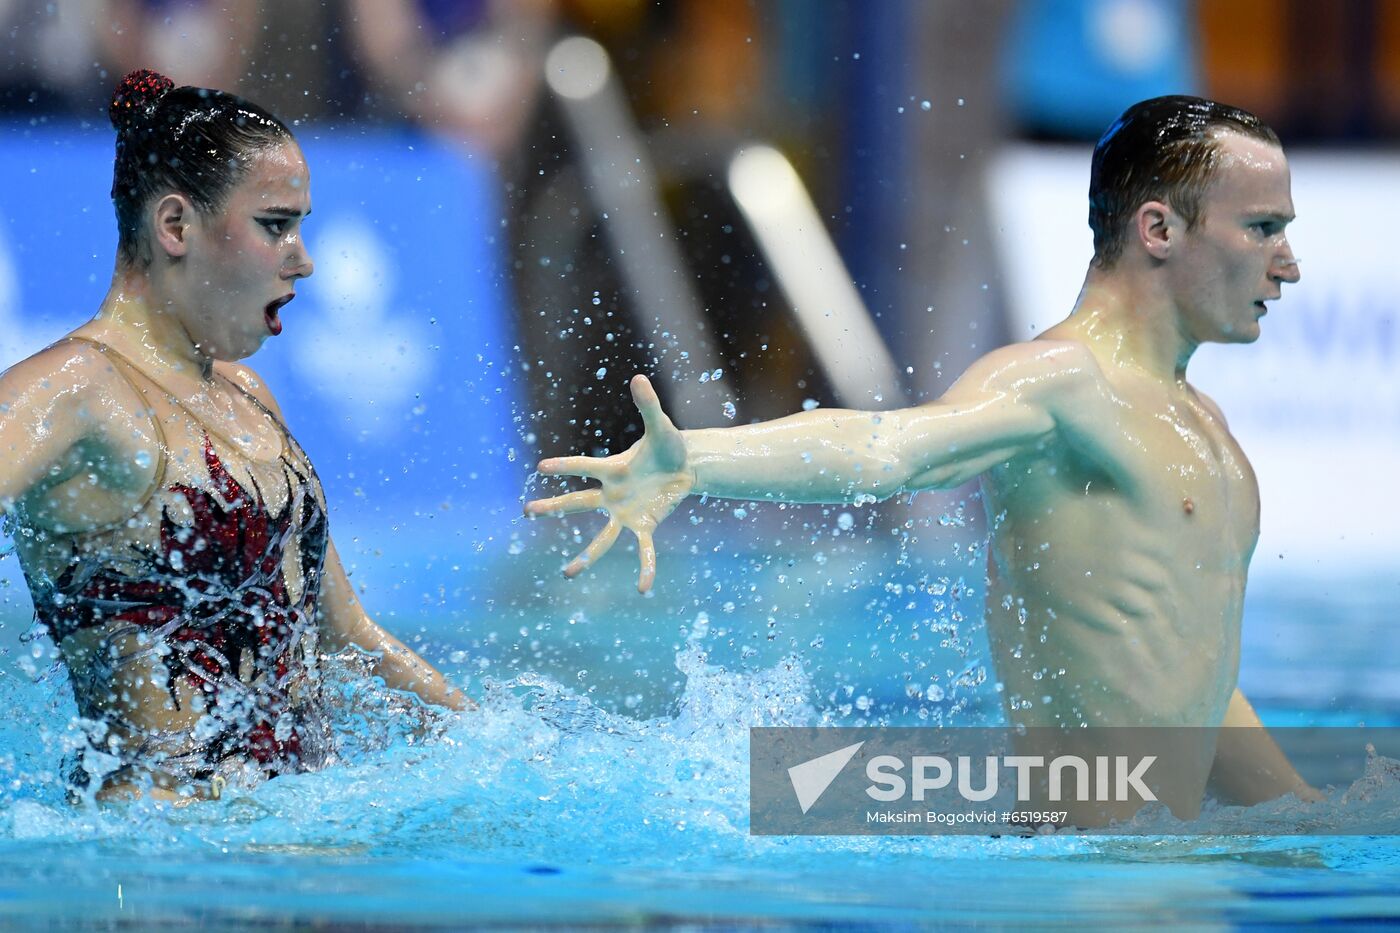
[1003, 0, 1197, 136]
[0, 123, 524, 607]
[987, 146, 1400, 577]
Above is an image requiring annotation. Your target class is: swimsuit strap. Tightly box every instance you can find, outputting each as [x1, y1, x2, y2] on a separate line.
[218, 369, 299, 460]
[214, 368, 321, 489]
[65, 335, 290, 462]
[61, 335, 170, 511]
[215, 370, 324, 498]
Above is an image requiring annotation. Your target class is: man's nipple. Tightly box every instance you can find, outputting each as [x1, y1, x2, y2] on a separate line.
[1183, 496, 1195, 515]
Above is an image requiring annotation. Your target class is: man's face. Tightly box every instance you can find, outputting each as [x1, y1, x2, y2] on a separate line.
[178, 141, 315, 361]
[1169, 131, 1300, 345]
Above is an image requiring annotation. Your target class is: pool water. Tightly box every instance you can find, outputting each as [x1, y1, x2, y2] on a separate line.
[1, 503, 1397, 927]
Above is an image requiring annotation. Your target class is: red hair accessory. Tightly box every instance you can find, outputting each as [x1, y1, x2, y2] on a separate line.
[109, 69, 175, 132]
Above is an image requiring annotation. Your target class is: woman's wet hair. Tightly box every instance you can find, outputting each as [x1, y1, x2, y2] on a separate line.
[108, 69, 295, 266]
[1088, 95, 1280, 268]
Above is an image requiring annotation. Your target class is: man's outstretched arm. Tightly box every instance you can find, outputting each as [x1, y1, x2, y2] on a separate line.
[1209, 689, 1323, 804]
[682, 344, 1070, 503]
[526, 341, 1098, 590]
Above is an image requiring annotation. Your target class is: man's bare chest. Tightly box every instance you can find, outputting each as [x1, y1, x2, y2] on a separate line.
[1102, 391, 1260, 554]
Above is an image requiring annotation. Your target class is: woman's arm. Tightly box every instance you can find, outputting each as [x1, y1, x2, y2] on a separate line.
[317, 538, 471, 710]
[220, 361, 471, 711]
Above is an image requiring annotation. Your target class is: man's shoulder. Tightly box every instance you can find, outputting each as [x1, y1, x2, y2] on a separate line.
[1007, 336, 1099, 365]
[968, 338, 1106, 393]
[936, 339, 1108, 425]
[1186, 384, 1229, 428]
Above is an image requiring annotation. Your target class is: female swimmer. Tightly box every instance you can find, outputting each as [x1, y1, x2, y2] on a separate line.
[0, 70, 468, 802]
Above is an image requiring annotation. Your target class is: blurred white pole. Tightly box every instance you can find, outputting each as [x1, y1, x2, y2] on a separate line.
[728, 145, 908, 408]
[545, 36, 723, 425]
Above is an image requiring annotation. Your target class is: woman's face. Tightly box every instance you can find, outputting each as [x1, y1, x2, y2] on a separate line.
[178, 140, 314, 361]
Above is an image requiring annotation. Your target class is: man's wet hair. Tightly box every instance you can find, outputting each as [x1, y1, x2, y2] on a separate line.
[1089, 95, 1280, 268]
[108, 69, 295, 266]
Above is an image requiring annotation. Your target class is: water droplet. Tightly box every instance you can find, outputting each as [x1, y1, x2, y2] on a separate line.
[920, 100, 931, 111]
[721, 401, 736, 420]
[595, 367, 607, 379]
[801, 398, 819, 411]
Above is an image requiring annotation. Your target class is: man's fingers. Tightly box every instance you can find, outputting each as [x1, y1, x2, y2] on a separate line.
[630, 374, 673, 437]
[538, 456, 622, 480]
[563, 519, 621, 577]
[636, 529, 657, 593]
[524, 489, 603, 517]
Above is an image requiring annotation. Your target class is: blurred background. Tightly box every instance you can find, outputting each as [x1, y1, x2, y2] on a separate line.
[0, 0, 1396, 723]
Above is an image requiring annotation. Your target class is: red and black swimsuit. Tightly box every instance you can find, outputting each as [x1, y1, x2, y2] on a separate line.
[16, 338, 334, 791]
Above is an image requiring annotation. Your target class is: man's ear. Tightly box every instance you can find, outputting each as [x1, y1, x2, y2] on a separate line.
[1135, 200, 1174, 261]
[151, 193, 194, 259]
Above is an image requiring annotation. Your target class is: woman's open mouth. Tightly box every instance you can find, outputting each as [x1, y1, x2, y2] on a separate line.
[265, 294, 294, 335]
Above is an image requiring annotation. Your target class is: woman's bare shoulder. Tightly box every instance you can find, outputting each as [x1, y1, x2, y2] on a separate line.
[214, 359, 286, 417]
[0, 337, 126, 404]
[0, 337, 146, 508]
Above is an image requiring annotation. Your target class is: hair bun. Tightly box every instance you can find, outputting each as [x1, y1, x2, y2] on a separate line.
[109, 69, 174, 132]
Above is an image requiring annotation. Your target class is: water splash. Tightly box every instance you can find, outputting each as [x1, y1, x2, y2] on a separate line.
[0, 641, 1397, 871]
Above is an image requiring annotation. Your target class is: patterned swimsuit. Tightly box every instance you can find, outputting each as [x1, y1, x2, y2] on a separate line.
[14, 338, 335, 792]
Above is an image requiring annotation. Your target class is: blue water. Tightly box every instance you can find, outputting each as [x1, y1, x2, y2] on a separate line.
[1, 503, 1398, 927]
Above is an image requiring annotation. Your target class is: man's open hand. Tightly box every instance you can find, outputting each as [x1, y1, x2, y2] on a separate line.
[525, 375, 692, 592]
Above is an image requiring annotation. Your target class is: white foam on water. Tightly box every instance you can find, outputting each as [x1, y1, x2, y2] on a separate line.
[0, 634, 1397, 872]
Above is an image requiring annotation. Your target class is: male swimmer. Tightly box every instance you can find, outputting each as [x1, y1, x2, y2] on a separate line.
[527, 96, 1322, 825]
